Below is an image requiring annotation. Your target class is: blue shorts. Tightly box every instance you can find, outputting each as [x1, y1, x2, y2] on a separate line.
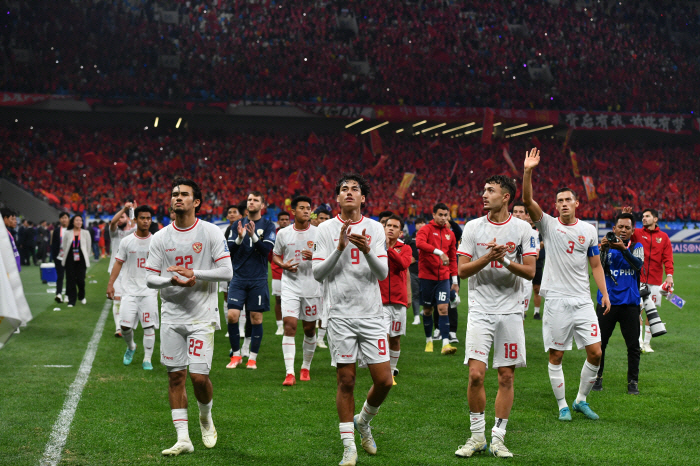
[420, 278, 450, 308]
[228, 278, 270, 312]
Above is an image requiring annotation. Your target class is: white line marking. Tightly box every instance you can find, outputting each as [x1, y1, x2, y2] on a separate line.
[34, 365, 74, 368]
[40, 300, 110, 466]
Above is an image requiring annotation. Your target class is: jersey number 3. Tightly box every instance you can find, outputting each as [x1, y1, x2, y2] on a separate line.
[566, 241, 575, 254]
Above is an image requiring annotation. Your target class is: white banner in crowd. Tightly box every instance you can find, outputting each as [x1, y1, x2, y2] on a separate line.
[0, 220, 32, 349]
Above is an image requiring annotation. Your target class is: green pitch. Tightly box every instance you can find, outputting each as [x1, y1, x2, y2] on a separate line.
[1, 256, 699, 465]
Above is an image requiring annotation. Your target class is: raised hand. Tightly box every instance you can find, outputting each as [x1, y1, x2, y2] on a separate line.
[237, 221, 245, 239]
[245, 221, 256, 237]
[622, 206, 633, 214]
[523, 148, 540, 170]
[348, 228, 370, 254]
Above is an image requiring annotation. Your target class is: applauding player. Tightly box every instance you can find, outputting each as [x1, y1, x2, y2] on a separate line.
[455, 176, 536, 458]
[523, 149, 610, 421]
[272, 196, 322, 385]
[146, 178, 232, 456]
[106, 206, 159, 370]
[313, 174, 392, 466]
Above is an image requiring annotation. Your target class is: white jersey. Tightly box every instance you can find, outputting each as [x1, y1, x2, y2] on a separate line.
[146, 219, 230, 328]
[520, 227, 540, 304]
[457, 214, 537, 314]
[313, 215, 387, 319]
[108, 224, 137, 273]
[272, 224, 322, 298]
[535, 213, 599, 299]
[114, 233, 157, 297]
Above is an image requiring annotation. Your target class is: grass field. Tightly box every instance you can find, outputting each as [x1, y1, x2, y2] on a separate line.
[1, 255, 699, 465]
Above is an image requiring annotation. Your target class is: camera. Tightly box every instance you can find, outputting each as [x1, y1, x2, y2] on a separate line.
[604, 231, 619, 244]
[641, 289, 667, 338]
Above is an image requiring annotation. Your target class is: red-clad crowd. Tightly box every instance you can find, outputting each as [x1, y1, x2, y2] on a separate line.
[1, 125, 698, 222]
[3, 1, 699, 112]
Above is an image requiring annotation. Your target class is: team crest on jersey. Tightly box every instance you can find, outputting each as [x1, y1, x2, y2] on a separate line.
[192, 242, 203, 253]
[655, 237, 662, 243]
[445, 234, 451, 240]
[366, 235, 372, 245]
[506, 241, 516, 253]
[578, 235, 585, 245]
[307, 241, 314, 249]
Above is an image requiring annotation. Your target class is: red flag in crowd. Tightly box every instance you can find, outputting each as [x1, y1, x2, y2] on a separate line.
[459, 145, 472, 159]
[481, 108, 494, 145]
[562, 128, 573, 154]
[669, 182, 680, 194]
[582, 176, 598, 200]
[308, 132, 320, 144]
[428, 139, 440, 150]
[502, 146, 518, 175]
[370, 131, 383, 155]
[362, 144, 374, 164]
[449, 159, 459, 179]
[368, 154, 389, 176]
[531, 136, 542, 149]
[570, 150, 581, 178]
[395, 172, 416, 199]
[625, 186, 638, 201]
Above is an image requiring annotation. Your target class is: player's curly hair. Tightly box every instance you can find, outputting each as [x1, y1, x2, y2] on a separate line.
[172, 176, 202, 213]
[485, 175, 517, 204]
[291, 195, 313, 210]
[134, 205, 154, 218]
[335, 173, 370, 198]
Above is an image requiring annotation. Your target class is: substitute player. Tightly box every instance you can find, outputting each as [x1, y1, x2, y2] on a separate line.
[272, 196, 321, 385]
[146, 177, 232, 456]
[312, 174, 392, 466]
[523, 148, 611, 421]
[270, 211, 290, 336]
[226, 192, 276, 369]
[378, 214, 412, 386]
[108, 202, 137, 337]
[455, 175, 536, 458]
[513, 201, 540, 318]
[106, 206, 159, 370]
[416, 203, 459, 354]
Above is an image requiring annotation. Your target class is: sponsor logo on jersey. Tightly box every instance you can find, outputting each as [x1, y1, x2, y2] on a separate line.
[192, 242, 203, 253]
[506, 242, 516, 253]
[433, 233, 438, 236]
[578, 235, 585, 245]
[307, 241, 314, 249]
[655, 237, 662, 243]
[165, 248, 176, 252]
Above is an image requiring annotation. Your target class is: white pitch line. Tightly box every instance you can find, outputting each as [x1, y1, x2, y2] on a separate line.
[40, 300, 110, 466]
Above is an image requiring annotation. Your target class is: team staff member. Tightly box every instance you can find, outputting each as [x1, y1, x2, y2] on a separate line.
[61, 215, 92, 307]
[624, 207, 674, 353]
[50, 212, 70, 302]
[416, 203, 459, 355]
[593, 213, 644, 395]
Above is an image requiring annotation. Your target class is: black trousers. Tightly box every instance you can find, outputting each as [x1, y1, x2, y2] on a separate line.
[54, 260, 65, 295]
[64, 256, 86, 305]
[596, 303, 641, 382]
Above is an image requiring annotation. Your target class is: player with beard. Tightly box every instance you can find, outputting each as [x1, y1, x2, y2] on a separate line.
[108, 202, 137, 337]
[146, 177, 232, 456]
[313, 174, 392, 466]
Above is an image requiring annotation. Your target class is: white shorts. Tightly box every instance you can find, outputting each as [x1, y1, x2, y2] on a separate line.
[160, 323, 215, 373]
[113, 275, 123, 299]
[120, 295, 159, 329]
[327, 317, 389, 365]
[542, 297, 601, 351]
[642, 284, 662, 308]
[219, 281, 229, 293]
[281, 292, 322, 322]
[522, 280, 533, 318]
[465, 310, 526, 369]
[383, 304, 406, 337]
[271, 279, 281, 297]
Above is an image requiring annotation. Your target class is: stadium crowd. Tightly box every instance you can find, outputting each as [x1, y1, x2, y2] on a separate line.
[1, 126, 698, 223]
[2, 0, 699, 112]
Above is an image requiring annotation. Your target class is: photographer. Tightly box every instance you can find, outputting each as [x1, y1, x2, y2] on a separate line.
[593, 213, 644, 395]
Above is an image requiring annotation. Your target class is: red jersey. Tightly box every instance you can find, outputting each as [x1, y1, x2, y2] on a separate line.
[379, 239, 412, 306]
[416, 220, 458, 281]
[268, 228, 283, 280]
[631, 226, 674, 285]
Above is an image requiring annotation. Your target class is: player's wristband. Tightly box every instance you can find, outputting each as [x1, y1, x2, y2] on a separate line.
[666, 274, 672, 277]
[251, 233, 259, 243]
[433, 248, 444, 256]
[499, 257, 511, 268]
[235, 236, 243, 245]
[451, 276, 458, 285]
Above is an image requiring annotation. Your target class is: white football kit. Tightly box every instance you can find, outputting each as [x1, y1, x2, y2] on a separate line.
[114, 233, 159, 329]
[535, 213, 601, 351]
[109, 224, 137, 297]
[457, 214, 536, 368]
[146, 219, 232, 372]
[521, 232, 540, 317]
[312, 215, 389, 365]
[273, 224, 323, 322]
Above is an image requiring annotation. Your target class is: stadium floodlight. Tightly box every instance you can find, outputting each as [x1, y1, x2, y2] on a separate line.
[463, 127, 484, 135]
[396, 128, 404, 133]
[442, 122, 475, 134]
[493, 122, 502, 127]
[344, 118, 364, 129]
[412, 120, 427, 127]
[154, 117, 159, 128]
[504, 123, 528, 132]
[420, 123, 447, 134]
[176, 118, 182, 129]
[506, 125, 554, 138]
[360, 121, 389, 134]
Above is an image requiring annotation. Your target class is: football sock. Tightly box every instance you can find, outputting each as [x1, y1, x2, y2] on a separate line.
[469, 412, 486, 442]
[548, 363, 568, 410]
[276, 319, 283, 329]
[438, 314, 450, 343]
[242, 338, 251, 355]
[251, 323, 263, 355]
[282, 336, 295, 375]
[301, 335, 316, 370]
[112, 300, 121, 331]
[249, 352, 258, 362]
[339, 422, 355, 449]
[359, 401, 379, 425]
[645, 325, 652, 343]
[575, 360, 600, 403]
[317, 327, 326, 342]
[238, 312, 246, 337]
[244, 314, 252, 338]
[122, 327, 136, 351]
[534, 306, 540, 315]
[389, 350, 400, 373]
[143, 327, 155, 362]
[492, 417, 508, 443]
[171, 408, 189, 442]
[639, 322, 645, 345]
[197, 400, 213, 430]
[422, 314, 433, 339]
[228, 322, 240, 352]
